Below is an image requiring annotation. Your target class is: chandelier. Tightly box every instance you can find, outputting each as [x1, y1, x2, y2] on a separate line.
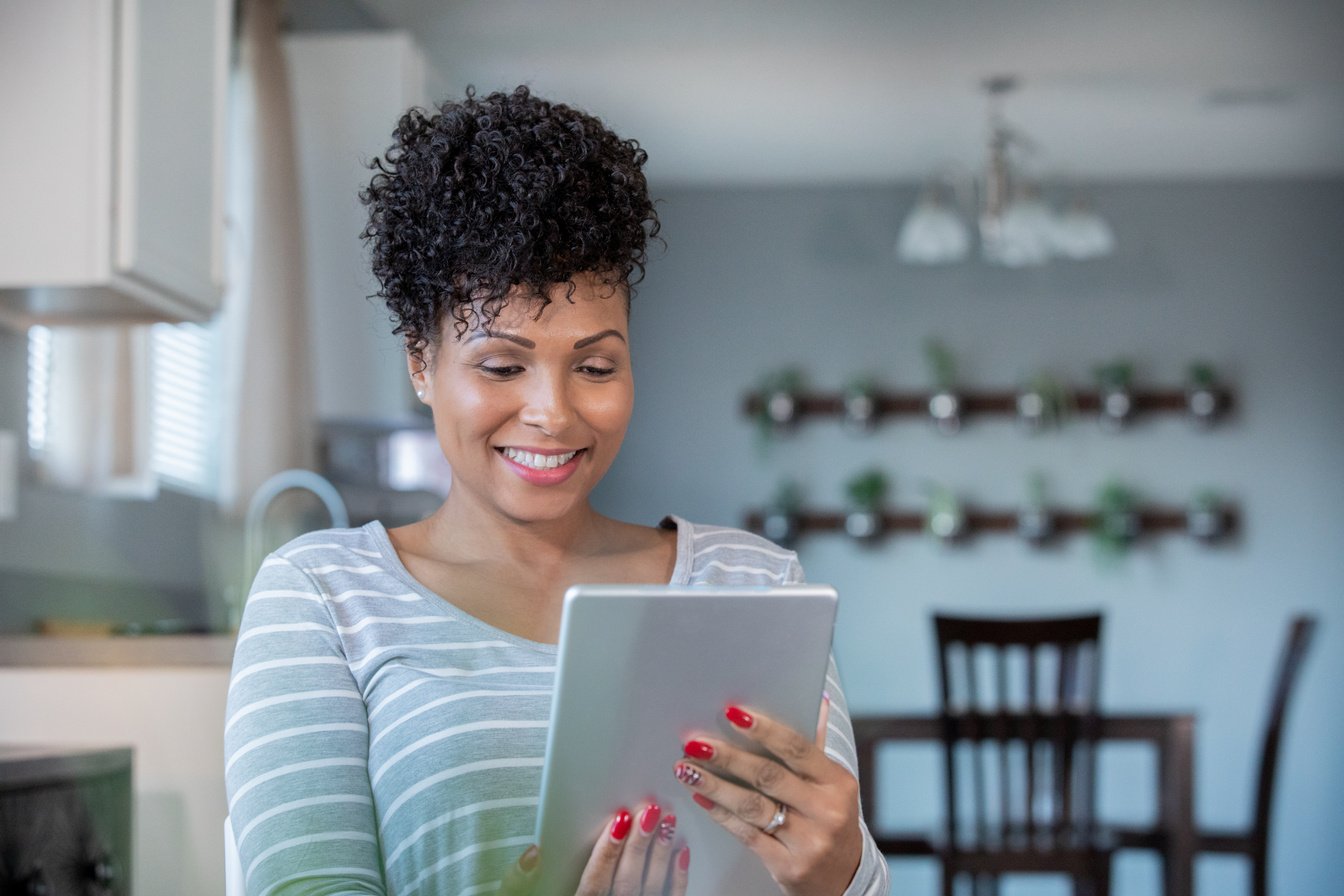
[896, 76, 1115, 267]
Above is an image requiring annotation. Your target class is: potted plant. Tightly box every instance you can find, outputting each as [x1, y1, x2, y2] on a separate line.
[843, 375, 880, 434]
[1017, 471, 1055, 545]
[1186, 488, 1229, 542]
[753, 367, 805, 452]
[844, 469, 889, 541]
[925, 482, 967, 543]
[1093, 360, 1135, 432]
[924, 339, 962, 435]
[1185, 361, 1223, 427]
[1016, 372, 1073, 433]
[1092, 479, 1140, 561]
[761, 479, 805, 547]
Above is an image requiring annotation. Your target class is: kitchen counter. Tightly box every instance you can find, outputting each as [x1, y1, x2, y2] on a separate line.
[0, 634, 236, 667]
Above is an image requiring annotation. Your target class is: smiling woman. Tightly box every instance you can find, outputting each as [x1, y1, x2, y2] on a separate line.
[223, 85, 889, 896]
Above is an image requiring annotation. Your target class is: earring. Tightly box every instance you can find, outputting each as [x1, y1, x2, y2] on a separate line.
[415, 390, 425, 400]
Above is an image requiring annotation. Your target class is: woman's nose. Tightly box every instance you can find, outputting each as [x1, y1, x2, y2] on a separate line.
[518, 373, 574, 434]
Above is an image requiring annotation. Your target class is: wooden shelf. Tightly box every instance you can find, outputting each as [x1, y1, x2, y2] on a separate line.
[741, 387, 1233, 424]
[743, 505, 1239, 542]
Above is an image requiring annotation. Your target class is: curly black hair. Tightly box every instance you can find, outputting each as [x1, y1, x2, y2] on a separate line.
[360, 85, 660, 366]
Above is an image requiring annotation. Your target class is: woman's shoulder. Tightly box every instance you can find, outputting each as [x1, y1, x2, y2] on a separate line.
[661, 515, 802, 585]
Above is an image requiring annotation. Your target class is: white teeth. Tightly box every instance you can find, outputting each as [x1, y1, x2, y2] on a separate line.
[502, 447, 578, 469]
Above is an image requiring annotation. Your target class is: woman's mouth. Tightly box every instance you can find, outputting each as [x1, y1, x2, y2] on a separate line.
[497, 446, 586, 485]
[500, 447, 580, 469]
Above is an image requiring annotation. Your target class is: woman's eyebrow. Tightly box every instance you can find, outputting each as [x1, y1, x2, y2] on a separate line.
[573, 329, 626, 349]
[469, 331, 537, 348]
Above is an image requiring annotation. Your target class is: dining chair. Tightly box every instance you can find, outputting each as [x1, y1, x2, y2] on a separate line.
[932, 612, 1110, 896]
[225, 815, 244, 896]
[1196, 614, 1316, 896]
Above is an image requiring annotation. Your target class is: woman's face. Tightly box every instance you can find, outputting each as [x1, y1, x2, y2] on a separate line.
[411, 273, 634, 527]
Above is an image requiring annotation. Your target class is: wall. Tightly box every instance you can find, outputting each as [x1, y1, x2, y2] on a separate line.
[592, 178, 1344, 896]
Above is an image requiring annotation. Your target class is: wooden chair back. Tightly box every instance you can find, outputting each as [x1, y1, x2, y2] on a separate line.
[933, 613, 1104, 853]
[1249, 615, 1315, 843]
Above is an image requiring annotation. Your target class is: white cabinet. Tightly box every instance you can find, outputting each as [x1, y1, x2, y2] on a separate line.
[285, 31, 443, 422]
[0, 0, 230, 327]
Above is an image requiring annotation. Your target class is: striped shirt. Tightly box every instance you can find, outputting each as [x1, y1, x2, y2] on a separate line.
[225, 516, 889, 896]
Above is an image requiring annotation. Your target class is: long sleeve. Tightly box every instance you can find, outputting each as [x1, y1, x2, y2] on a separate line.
[783, 557, 891, 896]
[224, 554, 386, 896]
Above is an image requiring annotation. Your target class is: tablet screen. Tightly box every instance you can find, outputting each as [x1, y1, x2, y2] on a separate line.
[534, 584, 838, 896]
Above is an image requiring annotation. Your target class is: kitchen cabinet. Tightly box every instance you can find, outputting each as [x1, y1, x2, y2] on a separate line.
[285, 31, 443, 423]
[0, 0, 231, 328]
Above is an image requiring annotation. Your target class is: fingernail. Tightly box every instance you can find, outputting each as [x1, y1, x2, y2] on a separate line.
[678, 846, 691, 871]
[823, 690, 832, 703]
[683, 739, 714, 760]
[692, 792, 715, 810]
[639, 803, 661, 834]
[610, 808, 632, 841]
[658, 813, 677, 843]
[519, 844, 540, 872]
[674, 762, 702, 785]
[725, 705, 754, 729]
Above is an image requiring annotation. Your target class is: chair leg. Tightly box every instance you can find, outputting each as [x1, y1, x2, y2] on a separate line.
[1252, 854, 1267, 896]
[941, 863, 955, 896]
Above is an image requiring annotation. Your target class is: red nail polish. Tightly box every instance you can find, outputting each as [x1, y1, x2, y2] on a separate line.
[610, 808, 632, 841]
[639, 803, 661, 834]
[726, 705, 754, 729]
[692, 792, 715, 810]
[684, 739, 714, 760]
[678, 846, 691, 871]
[519, 844, 540, 872]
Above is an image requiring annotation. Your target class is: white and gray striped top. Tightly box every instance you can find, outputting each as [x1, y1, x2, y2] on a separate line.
[225, 515, 889, 896]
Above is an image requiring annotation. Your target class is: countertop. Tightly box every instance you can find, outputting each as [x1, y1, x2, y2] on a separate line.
[0, 634, 236, 667]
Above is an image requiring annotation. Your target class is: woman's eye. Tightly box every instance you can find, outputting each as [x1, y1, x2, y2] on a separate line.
[478, 363, 523, 378]
[578, 364, 617, 377]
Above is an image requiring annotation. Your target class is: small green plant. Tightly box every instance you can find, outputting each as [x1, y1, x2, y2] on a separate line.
[923, 339, 958, 391]
[754, 367, 806, 452]
[1093, 360, 1134, 391]
[925, 482, 966, 541]
[843, 375, 879, 432]
[845, 469, 890, 511]
[761, 479, 805, 546]
[1187, 361, 1217, 389]
[1092, 479, 1139, 562]
[1018, 372, 1074, 430]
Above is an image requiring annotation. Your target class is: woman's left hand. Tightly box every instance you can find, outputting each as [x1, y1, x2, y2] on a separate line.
[673, 699, 862, 896]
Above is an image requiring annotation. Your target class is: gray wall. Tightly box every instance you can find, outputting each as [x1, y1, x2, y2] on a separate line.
[593, 178, 1344, 896]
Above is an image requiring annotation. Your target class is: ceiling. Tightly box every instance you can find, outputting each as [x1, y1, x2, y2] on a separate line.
[345, 0, 1344, 186]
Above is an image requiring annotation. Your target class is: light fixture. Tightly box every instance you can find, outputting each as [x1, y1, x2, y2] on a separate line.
[896, 76, 1115, 267]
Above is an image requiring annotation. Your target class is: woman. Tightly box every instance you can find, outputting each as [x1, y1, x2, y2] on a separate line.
[225, 86, 889, 896]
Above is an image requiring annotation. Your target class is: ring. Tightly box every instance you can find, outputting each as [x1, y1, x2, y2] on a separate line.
[762, 802, 788, 835]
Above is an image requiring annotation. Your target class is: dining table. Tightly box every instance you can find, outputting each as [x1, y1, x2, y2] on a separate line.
[852, 711, 1196, 896]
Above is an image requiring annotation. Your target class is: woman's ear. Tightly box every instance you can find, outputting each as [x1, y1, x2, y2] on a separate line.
[407, 350, 431, 403]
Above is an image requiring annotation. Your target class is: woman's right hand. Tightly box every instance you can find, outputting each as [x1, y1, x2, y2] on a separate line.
[499, 802, 690, 896]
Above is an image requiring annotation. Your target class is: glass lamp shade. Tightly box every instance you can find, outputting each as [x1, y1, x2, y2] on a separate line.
[1051, 204, 1116, 259]
[982, 195, 1055, 266]
[896, 196, 971, 264]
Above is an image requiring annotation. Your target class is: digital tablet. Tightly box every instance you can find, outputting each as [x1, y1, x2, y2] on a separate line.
[534, 583, 839, 896]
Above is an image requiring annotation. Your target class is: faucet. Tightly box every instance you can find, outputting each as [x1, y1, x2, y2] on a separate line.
[231, 469, 350, 630]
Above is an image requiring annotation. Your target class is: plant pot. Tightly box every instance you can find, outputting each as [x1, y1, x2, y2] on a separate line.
[1186, 386, 1220, 427]
[765, 389, 797, 427]
[928, 390, 962, 435]
[761, 510, 799, 546]
[844, 510, 883, 541]
[1098, 509, 1140, 544]
[927, 507, 967, 542]
[843, 390, 877, 433]
[1098, 387, 1132, 431]
[1016, 506, 1054, 545]
[1186, 505, 1226, 542]
[1016, 389, 1048, 432]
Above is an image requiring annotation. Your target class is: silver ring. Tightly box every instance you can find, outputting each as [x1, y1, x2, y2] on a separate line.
[762, 802, 787, 835]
